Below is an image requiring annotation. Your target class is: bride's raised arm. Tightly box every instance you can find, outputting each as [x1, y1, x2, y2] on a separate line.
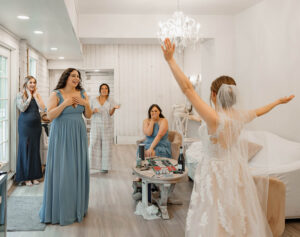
[254, 95, 295, 117]
[161, 38, 218, 129]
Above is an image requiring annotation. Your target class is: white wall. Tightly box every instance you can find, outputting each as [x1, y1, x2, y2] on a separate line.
[79, 14, 235, 40]
[235, 0, 300, 142]
[182, 16, 235, 107]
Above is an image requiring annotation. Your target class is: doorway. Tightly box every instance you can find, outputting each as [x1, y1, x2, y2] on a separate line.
[82, 69, 116, 143]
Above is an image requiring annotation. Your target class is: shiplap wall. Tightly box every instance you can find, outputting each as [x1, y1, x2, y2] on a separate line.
[49, 69, 64, 93]
[19, 43, 49, 105]
[82, 44, 185, 143]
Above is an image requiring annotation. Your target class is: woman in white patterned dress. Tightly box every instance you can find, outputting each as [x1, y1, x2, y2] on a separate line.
[89, 83, 120, 173]
[161, 38, 294, 236]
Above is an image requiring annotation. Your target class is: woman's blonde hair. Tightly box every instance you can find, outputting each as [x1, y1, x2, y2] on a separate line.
[22, 76, 36, 99]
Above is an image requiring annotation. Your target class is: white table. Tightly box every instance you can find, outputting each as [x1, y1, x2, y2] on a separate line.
[132, 158, 188, 219]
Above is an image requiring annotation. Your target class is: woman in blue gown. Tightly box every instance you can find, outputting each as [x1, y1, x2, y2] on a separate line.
[16, 76, 46, 186]
[141, 104, 171, 158]
[39, 68, 92, 226]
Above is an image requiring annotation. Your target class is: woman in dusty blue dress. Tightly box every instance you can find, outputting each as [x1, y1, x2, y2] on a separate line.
[141, 104, 171, 158]
[39, 68, 92, 226]
[16, 76, 46, 186]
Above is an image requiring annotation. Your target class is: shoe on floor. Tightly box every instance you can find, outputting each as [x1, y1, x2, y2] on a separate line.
[25, 181, 32, 186]
[132, 192, 142, 201]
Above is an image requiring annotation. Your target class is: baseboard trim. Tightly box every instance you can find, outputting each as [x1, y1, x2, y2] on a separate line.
[116, 136, 143, 145]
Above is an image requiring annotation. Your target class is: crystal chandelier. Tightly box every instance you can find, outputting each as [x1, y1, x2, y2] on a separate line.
[157, 6, 201, 52]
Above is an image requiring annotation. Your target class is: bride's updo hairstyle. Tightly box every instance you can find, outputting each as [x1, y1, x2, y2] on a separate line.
[210, 76, 237, 109]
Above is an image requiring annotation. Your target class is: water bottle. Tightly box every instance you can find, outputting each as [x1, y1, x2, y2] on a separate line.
[136, 154, 141, 168]
[136, 144, 145, 168]
[139, 144, 145, 160]
[177, 146, 185, 173]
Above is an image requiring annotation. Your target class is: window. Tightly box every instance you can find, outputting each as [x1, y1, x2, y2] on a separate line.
[0, 46, 10, 165]
[29, 57, 37, 77]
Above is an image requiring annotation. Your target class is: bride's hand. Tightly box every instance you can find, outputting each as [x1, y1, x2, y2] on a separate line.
[161, 38, 175, 62]
[278, 95, 295, 104]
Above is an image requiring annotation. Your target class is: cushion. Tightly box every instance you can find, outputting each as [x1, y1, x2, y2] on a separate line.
[247, 140, 263, 161]
[244, 130, 300, 166]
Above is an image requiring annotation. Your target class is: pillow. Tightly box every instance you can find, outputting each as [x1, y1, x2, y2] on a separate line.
[247, 141, 263, 161]
[245, 130, 300, 166]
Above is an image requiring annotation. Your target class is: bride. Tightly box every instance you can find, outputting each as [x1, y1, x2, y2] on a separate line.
[161, 38, 294, 237]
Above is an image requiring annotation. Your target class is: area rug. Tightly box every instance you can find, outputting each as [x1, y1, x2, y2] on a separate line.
[7, 196, 46, 231]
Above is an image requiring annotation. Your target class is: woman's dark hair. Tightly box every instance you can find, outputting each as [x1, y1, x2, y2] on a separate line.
[148, 104, 165, 119]
[99, 83, 110, 96]
[54, 68, 83, 90]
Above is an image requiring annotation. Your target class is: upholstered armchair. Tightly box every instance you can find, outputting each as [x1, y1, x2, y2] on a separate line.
[136, 131, 182, 160]
[253, 176, 286, 237]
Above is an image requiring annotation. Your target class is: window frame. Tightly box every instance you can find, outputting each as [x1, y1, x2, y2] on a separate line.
[28, 49, 38, 78]
[0, 46, 10, 171]
[29, 57, 37, 78]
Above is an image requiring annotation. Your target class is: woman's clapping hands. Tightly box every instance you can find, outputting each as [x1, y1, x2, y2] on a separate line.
[73, 96, 88, 107]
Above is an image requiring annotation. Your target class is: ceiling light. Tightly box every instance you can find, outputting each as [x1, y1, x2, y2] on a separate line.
[94, 70, 100, 72]
[157, 0, 201, 52]
[58, 56, 64, 60]
[17, 15, 30, 20]
[50, 47, 58, 51]
[34, 30, 43, 34]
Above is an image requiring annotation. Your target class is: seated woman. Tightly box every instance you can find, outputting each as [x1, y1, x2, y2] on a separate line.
[133, 104, 172, 201]
[141, 104, 171, 158]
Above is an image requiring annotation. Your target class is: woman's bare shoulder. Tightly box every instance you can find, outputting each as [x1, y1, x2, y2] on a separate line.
[160, 117, 168, 123]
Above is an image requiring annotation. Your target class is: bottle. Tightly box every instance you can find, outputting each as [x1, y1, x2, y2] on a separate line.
[139, 144, 145, 160]
[136, 144, 145, 168]
[136, 154, 141, 168]
[177, 146, 185, 173]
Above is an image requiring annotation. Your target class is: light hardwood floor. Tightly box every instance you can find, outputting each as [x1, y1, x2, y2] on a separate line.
[7, 145, 300, 237]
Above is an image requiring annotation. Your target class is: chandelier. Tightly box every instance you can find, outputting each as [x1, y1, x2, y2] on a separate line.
[157, 10, 201, 52]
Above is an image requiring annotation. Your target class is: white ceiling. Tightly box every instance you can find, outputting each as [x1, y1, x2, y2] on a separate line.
[78, 0, 264, 15]
[0, 0, 264, 60]
[0, 0, 82, 60]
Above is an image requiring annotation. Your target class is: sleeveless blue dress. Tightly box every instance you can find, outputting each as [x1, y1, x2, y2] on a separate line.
[39, 89, 90, 226]
[143, 123, 172, 158]
[16, 98, 42, 182]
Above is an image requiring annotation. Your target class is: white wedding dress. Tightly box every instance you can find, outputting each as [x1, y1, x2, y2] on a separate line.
[186, 85, 272, 237]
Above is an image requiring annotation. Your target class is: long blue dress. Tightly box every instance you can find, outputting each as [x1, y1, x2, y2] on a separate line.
[16, 98, 42, 182]
[39, 89, 90, 226]
[143, 123, 172, 158]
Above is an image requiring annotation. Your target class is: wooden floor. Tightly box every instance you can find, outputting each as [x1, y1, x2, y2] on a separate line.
[7, 145, 300, 237]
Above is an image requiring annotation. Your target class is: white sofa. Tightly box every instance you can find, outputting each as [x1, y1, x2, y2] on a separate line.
[186, 130, 300, 218]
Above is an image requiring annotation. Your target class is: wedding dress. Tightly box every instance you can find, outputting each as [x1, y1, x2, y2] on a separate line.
[185, 85, 272, 237]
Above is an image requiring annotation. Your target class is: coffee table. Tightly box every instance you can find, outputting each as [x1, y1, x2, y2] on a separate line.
[132, 157, 188, 219]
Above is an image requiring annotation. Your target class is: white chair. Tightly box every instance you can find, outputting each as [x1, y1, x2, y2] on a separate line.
[172, 104, 201, 151]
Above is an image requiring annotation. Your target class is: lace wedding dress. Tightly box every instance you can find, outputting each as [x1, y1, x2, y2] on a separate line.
[186, 85, 272, 237]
